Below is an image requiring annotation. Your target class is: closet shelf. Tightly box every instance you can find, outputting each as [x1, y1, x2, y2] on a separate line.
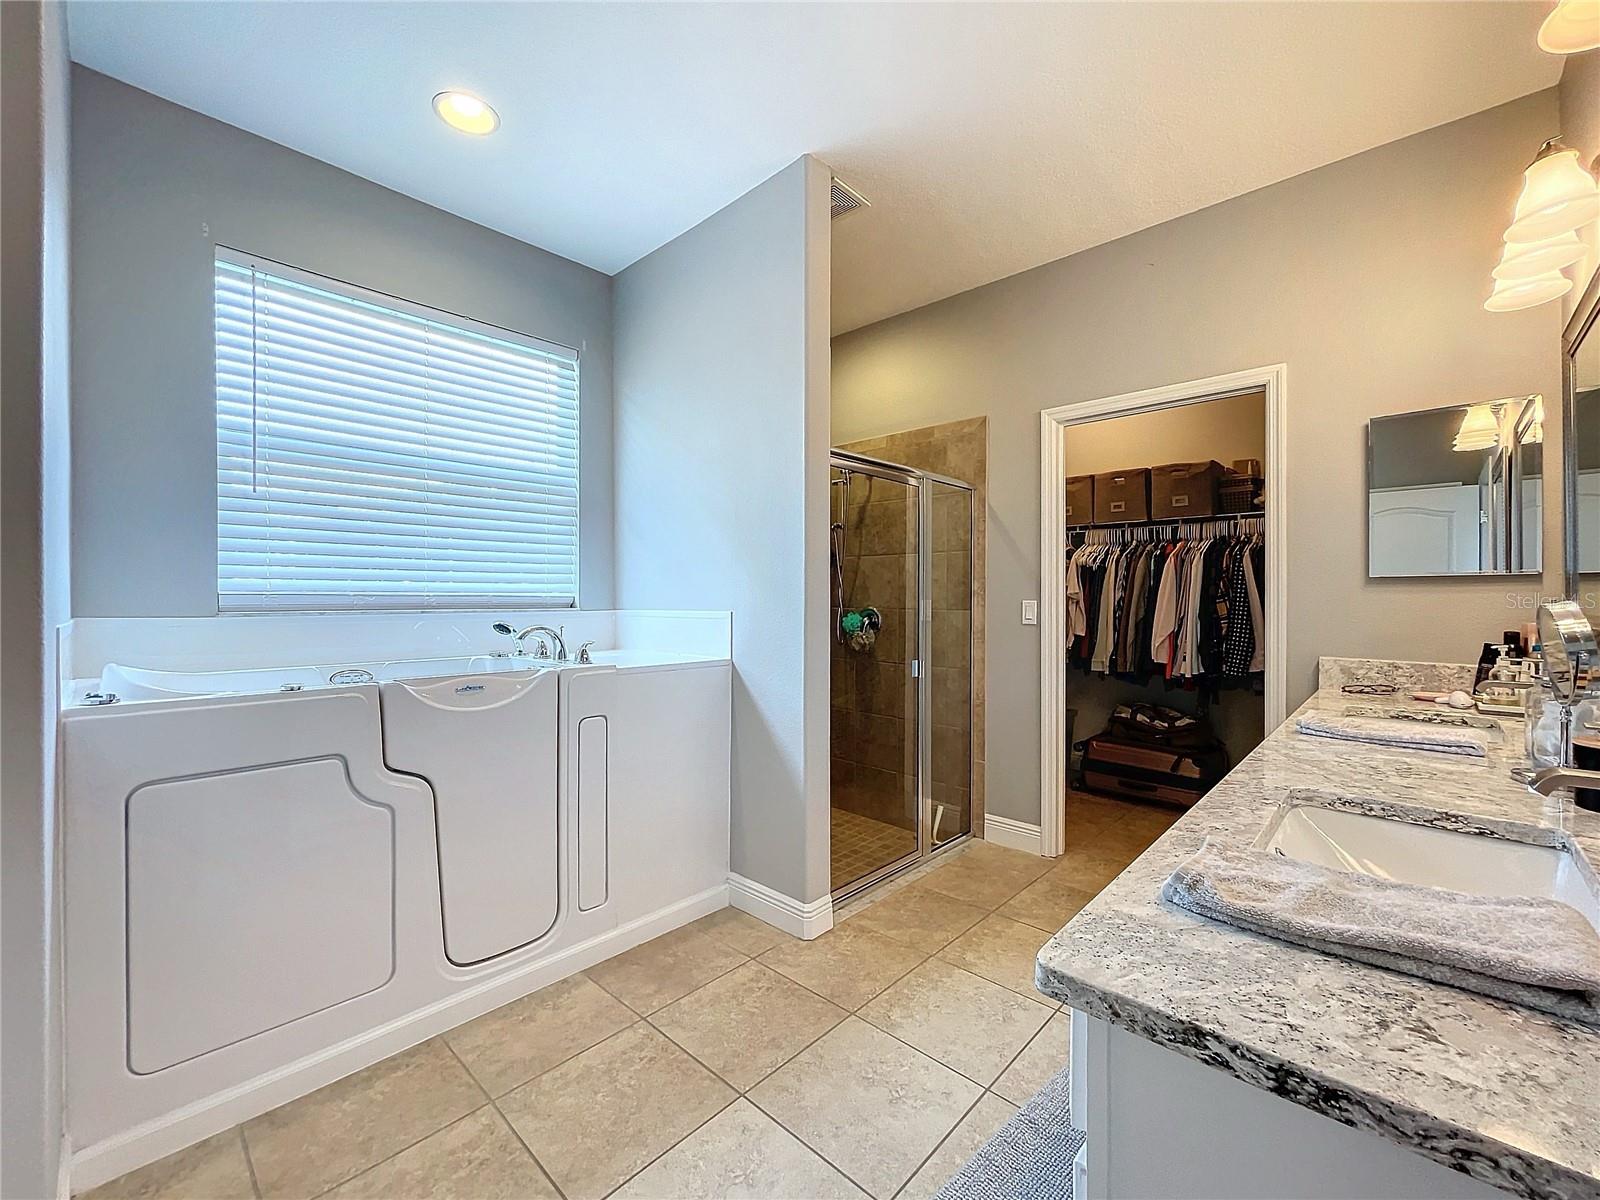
[1065, 512, 1264, 533]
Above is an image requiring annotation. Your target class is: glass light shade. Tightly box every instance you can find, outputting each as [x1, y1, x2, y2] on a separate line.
[1538, 0, 1600, 53]
[1505, 147, 1600, 243]
[432, 91, 499, 136]
[1484, 270, 1574, 312]
[1492, 230, 1587, 280]
[1453, 404, 1501, 452]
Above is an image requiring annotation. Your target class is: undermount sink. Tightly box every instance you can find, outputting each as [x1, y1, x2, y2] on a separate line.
[1256, 803, 1600, 934]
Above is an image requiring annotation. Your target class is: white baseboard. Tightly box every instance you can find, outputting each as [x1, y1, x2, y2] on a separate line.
[727, 873, 833, 940]
[69, 884, 728, 1193]
[983, 814, 1044, 856]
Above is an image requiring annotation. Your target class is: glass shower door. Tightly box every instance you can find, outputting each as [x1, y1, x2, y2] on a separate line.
[925, 479, 974, 848]
[829, 463, 921, 893]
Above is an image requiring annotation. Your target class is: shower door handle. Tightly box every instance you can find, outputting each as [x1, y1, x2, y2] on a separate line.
[910, 659, 920, 679]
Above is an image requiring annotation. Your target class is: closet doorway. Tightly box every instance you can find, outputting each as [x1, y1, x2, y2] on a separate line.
[1038, 365, 1287, 859]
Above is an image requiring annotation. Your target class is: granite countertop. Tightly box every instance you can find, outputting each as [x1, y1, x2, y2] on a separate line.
[1036, 659, 1600, 1200]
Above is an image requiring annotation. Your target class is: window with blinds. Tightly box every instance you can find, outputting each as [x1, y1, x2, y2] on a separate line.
[214, 249, 580, 610]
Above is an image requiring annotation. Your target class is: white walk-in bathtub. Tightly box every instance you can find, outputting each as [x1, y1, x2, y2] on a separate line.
[62, 637, 731, 1190]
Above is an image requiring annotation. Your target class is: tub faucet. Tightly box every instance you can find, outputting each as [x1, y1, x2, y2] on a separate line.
[491, 621, 568, 661]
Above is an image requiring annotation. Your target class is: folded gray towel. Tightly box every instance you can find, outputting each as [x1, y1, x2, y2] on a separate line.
[1162, 840, 1600, 1027]
[1295, 713, 1487, 757]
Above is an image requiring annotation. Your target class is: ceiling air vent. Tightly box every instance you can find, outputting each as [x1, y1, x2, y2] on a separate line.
[831, 178, 870, 220]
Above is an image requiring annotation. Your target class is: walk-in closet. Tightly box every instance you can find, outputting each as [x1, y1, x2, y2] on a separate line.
[1060, 390, 1269, 842]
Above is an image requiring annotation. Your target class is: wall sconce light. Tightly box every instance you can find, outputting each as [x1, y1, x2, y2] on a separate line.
[1486, 138, 1599, 311]
[1452, 403, 1502, 452]
[1505, 139, 1600, 244]
[1538, 0, 1600, 54]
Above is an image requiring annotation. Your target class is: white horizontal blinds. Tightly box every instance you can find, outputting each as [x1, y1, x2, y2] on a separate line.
[215, 251, 580, 610]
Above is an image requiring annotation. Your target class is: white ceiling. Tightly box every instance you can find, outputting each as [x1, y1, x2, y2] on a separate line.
[66, 2, 1560, 334]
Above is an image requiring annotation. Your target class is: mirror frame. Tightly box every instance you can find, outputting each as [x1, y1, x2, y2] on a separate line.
[1562, 267, 1600, 599]
[1365, 395, 1542, 578]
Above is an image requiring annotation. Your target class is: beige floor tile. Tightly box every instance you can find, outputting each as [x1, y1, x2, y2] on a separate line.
[749, 1018, 980, 1199]
[688, 907, 794, 957]
[992, 1010, 1072, 1105]
[81, 1130, 255, 1200]
[758, 924, 926, 1011]
[998, 868, 1098, 933]
[916, 842, 1052, 909]
[843, 884, 988, 953]
[243, 1038, 484, 1199]
[937, 914, 1052, 1001]
[613, 1099, 866, 1199]
[897, 1093, 1017, 1200]
[444, 973, 637, 1096]
[587, 924, 748, 1015]
[323, 1107, 558, 1200]
[498, 1022, 735, 1200]
[651, 961, 846, 1090]
[857, 959, 1053, 1086]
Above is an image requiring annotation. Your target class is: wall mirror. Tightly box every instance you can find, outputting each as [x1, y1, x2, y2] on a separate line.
[1567, 273, 1599, 592]
[1367, 395, 1543, 578]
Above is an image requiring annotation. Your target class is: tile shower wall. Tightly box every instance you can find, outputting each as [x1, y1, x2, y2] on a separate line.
[838, 417, 987, 836]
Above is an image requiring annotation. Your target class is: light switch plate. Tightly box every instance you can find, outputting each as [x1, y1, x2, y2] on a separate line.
[1021, 600, 1038, 625]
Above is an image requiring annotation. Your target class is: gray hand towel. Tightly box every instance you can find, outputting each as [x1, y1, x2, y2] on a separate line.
[1295, 713, 1488, 757]
[1162, 840, 1600, 1028]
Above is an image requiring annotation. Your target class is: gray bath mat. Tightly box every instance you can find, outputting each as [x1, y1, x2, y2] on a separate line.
[935, 1067, 1084, 1200]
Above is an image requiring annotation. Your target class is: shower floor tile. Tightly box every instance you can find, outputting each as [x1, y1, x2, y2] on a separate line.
[84, 819, 1175, 1200]
[830, 807, 916, 890]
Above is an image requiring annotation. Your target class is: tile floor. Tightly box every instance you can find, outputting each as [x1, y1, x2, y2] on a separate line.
[829, 807, 916, 892]
[84, 797, 1177, 1200]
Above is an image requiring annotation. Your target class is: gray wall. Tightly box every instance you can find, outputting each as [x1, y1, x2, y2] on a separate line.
[70, 68, 616, 617]
[615, 157, 834, 904]
[833, 91, 1565, 827]
[2, 3, 71, 1196]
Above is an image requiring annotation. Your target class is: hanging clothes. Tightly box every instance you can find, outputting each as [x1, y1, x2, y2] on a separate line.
[1064, 518, 1265, 691]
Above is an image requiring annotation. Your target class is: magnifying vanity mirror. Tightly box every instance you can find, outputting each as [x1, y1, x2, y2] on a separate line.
[1367, 394, 1544, 577]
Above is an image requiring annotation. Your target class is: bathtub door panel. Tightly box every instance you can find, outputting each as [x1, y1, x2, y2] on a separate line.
[577, 715, 609, 911]
[380, 670, 559, 965]
[126, 758, 394, 1074]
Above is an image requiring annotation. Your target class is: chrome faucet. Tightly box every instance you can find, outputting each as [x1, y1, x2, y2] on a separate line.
[490, 621, 569, 662]
[1526, 601, 1600, 804]
[1529, 764, 1600, 796]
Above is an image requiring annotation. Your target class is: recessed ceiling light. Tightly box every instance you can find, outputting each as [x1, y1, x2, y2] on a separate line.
[432, 91, 499, 136]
